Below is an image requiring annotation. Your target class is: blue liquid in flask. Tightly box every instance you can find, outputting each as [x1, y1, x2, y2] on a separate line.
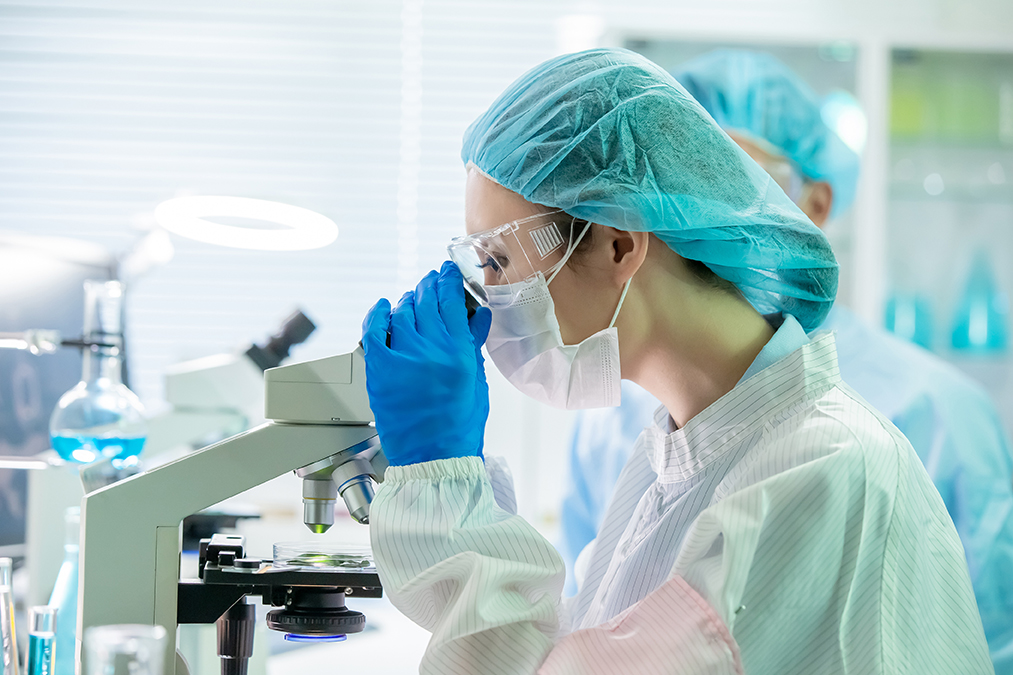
[48, 280, 147, 468]
[50, 436, 145, 466]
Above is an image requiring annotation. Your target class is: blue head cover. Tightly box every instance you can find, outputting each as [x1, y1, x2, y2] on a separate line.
[461, 48, 838, 331]
[674, 49, 861, 218]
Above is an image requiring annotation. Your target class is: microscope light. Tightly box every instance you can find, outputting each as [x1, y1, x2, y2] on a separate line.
[283, 634, 347, 643]
[153, 196, 338, 251]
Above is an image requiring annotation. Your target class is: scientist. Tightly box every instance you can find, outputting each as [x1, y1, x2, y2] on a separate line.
[560, 49, 1013, 672]
[360, 48, 991, 674]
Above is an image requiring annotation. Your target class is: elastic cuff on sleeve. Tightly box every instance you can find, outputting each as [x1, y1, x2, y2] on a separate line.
[383, 455, 486, 483]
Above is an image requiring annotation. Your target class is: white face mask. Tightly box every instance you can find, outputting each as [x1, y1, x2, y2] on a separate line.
[484, 269, 632, 410]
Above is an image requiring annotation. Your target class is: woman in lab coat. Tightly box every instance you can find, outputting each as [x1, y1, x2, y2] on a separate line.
[360, 48, 992, 674]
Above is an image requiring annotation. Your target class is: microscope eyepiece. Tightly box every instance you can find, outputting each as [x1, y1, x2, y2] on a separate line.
[246, 309, 316, 371]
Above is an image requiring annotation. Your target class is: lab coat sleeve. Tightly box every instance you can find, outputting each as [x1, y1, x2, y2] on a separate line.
[371, 456, 743, 675]
[484, 454, 518, 515]
[370, 456, 566, 675]
[537, 575, 742, 675]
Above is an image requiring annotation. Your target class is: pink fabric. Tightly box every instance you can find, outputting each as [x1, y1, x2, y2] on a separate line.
[539, 576, 742, 675]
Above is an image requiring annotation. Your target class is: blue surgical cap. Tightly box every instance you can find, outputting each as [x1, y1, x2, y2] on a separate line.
[674, 49, 861, 218]
[462, 48, 838, 331]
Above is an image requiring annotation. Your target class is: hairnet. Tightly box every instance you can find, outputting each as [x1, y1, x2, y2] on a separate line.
[673, 49, 861, 217]
[461, 48, 837, 331]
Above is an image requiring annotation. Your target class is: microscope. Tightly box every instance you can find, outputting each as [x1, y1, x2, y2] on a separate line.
[77, 345, 387, 675]
[23, 310, 319, 610]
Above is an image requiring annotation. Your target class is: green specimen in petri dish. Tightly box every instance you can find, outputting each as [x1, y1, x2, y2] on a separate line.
[285, 552, 372, 569]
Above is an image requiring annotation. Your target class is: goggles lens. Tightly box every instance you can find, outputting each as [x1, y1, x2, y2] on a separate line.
[759, 157, 808, 203]
[447, 210, 577, 306]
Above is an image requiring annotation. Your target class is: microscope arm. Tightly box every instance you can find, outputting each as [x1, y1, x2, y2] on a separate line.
[79, 421, 378, 675]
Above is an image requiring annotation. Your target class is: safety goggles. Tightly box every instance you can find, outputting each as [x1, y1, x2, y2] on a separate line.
[447, 209, 588, 307]
[726, 129, 810, 204]
[757, 156, 809, 204]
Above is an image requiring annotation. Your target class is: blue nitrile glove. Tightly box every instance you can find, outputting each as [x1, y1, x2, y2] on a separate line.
[361, 261, 493, 466]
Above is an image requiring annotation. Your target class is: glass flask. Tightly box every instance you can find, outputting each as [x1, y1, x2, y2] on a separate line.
[49, 280, 147, 466]
[48, 508, 79, 675]
[884, 292, 934, 349]
[0, 558, 19, 675]
[951, 250, 1010, 353]
[26, 607, 55, 675]
[84, 625, 166, 675]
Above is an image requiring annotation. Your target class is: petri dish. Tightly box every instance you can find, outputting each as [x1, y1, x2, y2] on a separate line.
[273, 542, 373, 570]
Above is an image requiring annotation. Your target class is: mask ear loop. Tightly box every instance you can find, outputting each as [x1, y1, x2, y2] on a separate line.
[608, 277, 633, 329]
[546, 217, 594, 286]
[543, 214, 633, 330]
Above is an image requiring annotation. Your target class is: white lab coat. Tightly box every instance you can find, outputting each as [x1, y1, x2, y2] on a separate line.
[561, 307, 1013, 672]
[370, 332, 992, 674]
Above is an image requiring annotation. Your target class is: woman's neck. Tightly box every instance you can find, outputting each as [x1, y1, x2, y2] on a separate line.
[620, 250, 775, 429]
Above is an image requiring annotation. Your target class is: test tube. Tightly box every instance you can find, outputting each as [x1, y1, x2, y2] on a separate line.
[26, 607, 56, 675]
[0, 558, 19, 675]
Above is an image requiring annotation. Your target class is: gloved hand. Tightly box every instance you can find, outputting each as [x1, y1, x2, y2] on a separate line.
[361, 261, 493, 466]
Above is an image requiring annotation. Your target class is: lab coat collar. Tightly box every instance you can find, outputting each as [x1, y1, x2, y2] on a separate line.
[644, 332, 841, 483]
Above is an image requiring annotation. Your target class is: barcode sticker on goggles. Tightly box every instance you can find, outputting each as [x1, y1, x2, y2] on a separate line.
[529, 223, 564, 259]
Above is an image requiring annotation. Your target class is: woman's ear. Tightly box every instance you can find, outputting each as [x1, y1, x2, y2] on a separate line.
[603, 226, 649, 283]
[800, 181, 833, 228]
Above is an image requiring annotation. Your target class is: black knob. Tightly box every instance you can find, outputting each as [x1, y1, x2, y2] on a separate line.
[265, 587, 365, 637]
[218, 600, 256, 675]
